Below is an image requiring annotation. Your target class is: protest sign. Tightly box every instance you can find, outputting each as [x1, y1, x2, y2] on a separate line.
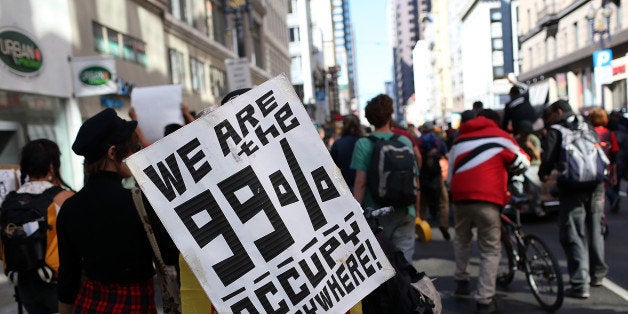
[131, 84, 183, 143]
[125, 75, 395, 313]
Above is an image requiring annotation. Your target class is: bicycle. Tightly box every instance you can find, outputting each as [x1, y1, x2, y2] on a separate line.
[496, 202, 564, 311]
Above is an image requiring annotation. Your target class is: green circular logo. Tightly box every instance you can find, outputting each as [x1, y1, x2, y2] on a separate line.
[0, 30, 43, 75]
[79, 66, 112, 86]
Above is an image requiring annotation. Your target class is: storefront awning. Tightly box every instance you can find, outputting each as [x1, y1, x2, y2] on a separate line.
[528, 80, 550, 106]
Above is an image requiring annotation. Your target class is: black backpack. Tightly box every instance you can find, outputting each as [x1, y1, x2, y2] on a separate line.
[0, 186, 63, 274]
[367, 135, 417, 207]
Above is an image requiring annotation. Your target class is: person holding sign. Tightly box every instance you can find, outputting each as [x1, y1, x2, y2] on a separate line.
[350, 94, 421, 263]
[57, 108, 177, 314]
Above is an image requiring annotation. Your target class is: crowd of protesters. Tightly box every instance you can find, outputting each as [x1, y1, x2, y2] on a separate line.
[1, 81, 626, 314]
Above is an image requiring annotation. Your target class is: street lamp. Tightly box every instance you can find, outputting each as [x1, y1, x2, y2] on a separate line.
[586, 1, 613, 108]
[225, 0, 253, 58]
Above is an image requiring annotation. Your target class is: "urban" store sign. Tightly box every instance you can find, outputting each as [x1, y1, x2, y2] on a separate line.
[79, 66, 112, 86]
[0, 30, 43, 75]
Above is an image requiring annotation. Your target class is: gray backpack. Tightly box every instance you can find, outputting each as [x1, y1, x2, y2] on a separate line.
[551, 116, 609, 188]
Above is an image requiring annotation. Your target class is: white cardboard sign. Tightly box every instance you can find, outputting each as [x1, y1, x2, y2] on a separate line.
[131, 85, 183, 143]
[125, 75, 394, 313]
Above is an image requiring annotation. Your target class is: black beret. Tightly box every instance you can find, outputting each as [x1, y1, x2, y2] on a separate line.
[72, 108, 137, 163]
[220, 88, 251, 106]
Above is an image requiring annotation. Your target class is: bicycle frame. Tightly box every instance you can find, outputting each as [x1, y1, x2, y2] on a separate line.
[501, 207, 529, 273]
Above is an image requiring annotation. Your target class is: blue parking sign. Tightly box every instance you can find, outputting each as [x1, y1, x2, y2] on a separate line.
[593, 49, 613, 68]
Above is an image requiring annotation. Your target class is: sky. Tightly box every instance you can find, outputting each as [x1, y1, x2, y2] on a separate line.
[350, 0, 392, 110]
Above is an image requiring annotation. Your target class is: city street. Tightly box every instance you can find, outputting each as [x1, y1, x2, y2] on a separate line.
[414, 199, 628, 313]
[0, 202, 626, 313]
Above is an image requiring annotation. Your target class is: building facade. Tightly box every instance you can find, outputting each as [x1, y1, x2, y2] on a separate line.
[460, 0, 518, 109]
[0, 0, 290, 188]
[389, 0, 421, 121]
[332, 0, 358, 116]
[518, 0, 627, 111]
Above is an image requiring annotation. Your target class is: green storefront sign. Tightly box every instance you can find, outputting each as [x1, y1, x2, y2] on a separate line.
[0, 30, 43, 75]
[79, 66, 112, 86]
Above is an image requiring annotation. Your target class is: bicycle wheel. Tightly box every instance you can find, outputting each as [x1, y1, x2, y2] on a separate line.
[496, 226, 516, 286]
[523, 234, 564, 311]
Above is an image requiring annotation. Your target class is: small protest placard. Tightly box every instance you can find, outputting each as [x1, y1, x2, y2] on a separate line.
[131, 85, 183, 143]
[125, 75, 394, 313]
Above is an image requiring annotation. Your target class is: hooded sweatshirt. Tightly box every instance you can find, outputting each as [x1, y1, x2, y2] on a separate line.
[448, 116, 528, 207]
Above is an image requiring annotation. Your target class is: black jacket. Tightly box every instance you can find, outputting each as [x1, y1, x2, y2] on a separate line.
[57, 171, 177, 304]
[502, 94, 538, 132]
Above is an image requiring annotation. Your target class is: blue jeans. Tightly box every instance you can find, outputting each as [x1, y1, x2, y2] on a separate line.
[378, 210, 416, 264]
[558, 183, 608, 292]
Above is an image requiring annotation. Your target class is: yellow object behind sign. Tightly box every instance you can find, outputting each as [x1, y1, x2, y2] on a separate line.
[415, 217, 432, 242]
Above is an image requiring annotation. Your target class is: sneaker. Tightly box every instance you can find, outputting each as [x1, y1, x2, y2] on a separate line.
[591, 278, 604, 287]
[476, 298, 497, 314]
[566, 287, 590, 299]
[440, 226, 451, 241]
[454, 280, 471, 296]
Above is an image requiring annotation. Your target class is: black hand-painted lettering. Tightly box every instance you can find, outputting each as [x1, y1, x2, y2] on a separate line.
[345, 254, 366, 284]
[230, 297, 259, 314]
[236, 104, 259, 136]
[301, 299, 317, 314]
[174, 190, 253, 286]
[176, 138, 211, 183]
[319, 236, 340, 269]
[335, 264, 355, 294]
[326, 275, 345, 302]
[355, 243, 376, 276]
[218, 166, 294, 262]
[269, 170, 298, 206]
[277, 266, 310, 306]
[255, 124, 280, 145]
[237, 140, 259, 156]
[311, 166, 340, 202]
[254, 281, 289, 314]
[215, 119, 243, 156]
[298, 252, 326, 287]
[143, 153, 186, 202]
[280, 138, 327, 230]
[274, 102, 300, 133]
[313, 287, 333, 311]
[365, 239, 383, 269]
[339, 221, 360, 245]
[255, 90, 278, 116]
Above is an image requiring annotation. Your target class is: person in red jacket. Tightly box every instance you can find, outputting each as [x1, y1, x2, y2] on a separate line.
[447, 109, 529, 313]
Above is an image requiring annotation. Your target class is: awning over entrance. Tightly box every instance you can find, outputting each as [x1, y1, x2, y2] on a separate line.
[528, 80, 550, 106]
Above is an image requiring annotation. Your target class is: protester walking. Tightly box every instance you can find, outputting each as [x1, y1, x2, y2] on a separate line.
[589, 108, 619, 213]
[448, 109, 529, 313]
[538, 100, 608, 299]
[57, 108, 177, 314]
[351, 94, 420, 264]
[0, 139, 74, 314]
[331, 114, 363, 192]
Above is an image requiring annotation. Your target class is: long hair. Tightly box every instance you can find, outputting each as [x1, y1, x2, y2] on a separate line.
[341, 114, 363, 137]
[20, 139, 72, 190]
[85, 132, 141, 175]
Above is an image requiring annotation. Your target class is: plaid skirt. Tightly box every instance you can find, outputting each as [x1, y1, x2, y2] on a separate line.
[74, 278, 157, 314]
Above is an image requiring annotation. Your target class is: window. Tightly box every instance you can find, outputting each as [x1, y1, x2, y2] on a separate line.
[207, 0, 226, 45]
[107, 29, 121, 57]
[190, 57, 206, 94]
[93, 22, 147, 66]
[288, 0, 297, 14]
[210, 66, 227, 98]
[252, 22, 264, 68]
[573, 21, 579, 49]
[171, 0, 193, 25]
[169, 48, 186, 86]
[289, 27, 300, 42]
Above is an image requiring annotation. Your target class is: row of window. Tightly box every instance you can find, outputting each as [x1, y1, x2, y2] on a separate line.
[93, 22, 147, 66]
[169, 48, 227, 97]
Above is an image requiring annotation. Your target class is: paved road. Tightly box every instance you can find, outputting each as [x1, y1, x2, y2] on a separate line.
[413, 199, 628, 313]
